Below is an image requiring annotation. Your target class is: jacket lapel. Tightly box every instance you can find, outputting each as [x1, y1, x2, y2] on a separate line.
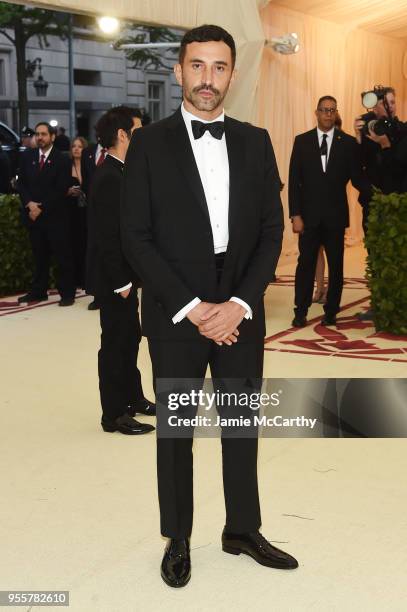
[167, 109, 210, 222]
[311, 128, 325, 175]
[224, 116, 245, 234]
[326, 129, 342, 173]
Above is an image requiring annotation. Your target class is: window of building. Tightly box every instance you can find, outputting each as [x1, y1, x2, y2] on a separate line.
[74, 69, 101, 86]
[148, 81, 165, 122]
[0, 59, 6, 96]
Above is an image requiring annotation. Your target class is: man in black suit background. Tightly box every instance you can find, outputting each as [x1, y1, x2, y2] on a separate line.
[17, 122, 75, 306]
[86, 106, 155, 436]
[53, 127, 71, 152]
[289, 96, 362, 327]
[122, 25, 298, 587]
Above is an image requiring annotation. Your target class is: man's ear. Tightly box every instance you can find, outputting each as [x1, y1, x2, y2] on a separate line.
[174, 63, 183, 87]
[229, 68, 237, 90]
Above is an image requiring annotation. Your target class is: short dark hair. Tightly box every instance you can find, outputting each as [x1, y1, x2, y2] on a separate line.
[35, 122, 55, 136]
[317, 96, 337, 109]
[375, 86, 395, 100]
[58, 127, 66, 134]
[179, 24, 236, 68]
[95, 106, 142, 148]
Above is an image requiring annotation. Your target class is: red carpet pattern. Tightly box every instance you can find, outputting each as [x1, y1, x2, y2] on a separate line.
[0, 289, 87, 317]
[266, 277, 407, 363]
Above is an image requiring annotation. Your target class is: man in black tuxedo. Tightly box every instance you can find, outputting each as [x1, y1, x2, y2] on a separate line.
[121, 25, 298, 587]
[82, 135, 108, 311]
[289, 96, 362, 327]
[87, 106, 155, 436]
[17, 122, 75, 306]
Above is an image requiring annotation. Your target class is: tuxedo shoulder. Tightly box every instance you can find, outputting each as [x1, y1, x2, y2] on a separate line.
[92, 162, 119, 189]
[226, 115, 265, 136]
[22, 147, 36, 160]
[298, 128, 317, 140]
[336, 129, 356, 143]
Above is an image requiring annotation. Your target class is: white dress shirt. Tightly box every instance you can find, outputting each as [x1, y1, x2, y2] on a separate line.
[317, 127, 334, 172]
[38, 145, 53, 164]
[172, 103, 252, 324]
[95, 143, 106, 165]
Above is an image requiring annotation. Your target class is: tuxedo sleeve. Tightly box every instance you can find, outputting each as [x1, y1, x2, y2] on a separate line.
[232, 130, 283, 310]
[92, 173, 131, 290]
[121, 130, 196, 318]
[288, 136, 302, 218]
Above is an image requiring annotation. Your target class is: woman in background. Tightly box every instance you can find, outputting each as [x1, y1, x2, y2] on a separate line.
[67, 136, 88, 290]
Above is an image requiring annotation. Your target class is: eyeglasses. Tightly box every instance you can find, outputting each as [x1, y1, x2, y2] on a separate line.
[317, 107, 337, 115]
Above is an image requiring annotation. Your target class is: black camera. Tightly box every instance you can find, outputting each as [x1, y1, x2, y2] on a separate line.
[360, 112, 405, 143]
[360, 86, 405, 143]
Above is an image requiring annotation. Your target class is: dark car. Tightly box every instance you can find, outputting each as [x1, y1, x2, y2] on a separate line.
[0, 122, 27, 181]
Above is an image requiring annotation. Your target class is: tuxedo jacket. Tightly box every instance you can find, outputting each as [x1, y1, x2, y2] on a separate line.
[288, 128, 363, 228]
[17, 146, 71, 227]
[81, 144, 98, 198]
[121, 108, 284, 341]
[86, 154, 139, 297]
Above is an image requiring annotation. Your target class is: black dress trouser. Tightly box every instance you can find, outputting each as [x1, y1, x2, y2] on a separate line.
[294, 225, 345, 318]
[148, 335, 264, 539]
[28, 217, 75, 299]
[98, 288, 144, 421]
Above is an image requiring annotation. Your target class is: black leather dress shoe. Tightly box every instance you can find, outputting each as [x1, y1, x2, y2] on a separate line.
[161, 539, 191, 588]
[18, 293, 48, 304]
[128, 398, 156, 417]
[222, 529, 298, 570]
[101, 413, 155, 435]
[292, 315, 307, 328]
[87, 299, 100, 311]
[356, 308, 374, 321]
[321, 314, 337, 326]
[59, 298, 75, 307]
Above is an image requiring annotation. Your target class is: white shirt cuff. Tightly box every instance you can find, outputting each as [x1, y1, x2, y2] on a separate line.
[172, 297, 201, 324]
[114, 282, 132, 294]
[230, 297, 252, 319]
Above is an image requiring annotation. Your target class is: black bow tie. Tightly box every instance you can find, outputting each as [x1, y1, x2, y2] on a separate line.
[191, 120, 224, 140]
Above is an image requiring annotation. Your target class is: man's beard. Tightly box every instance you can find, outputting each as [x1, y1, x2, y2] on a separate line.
[184, 83, 227, 112]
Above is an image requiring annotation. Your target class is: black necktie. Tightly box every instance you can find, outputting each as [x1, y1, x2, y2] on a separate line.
[320, 133, 328, 157]
[191, 120, 224, 140]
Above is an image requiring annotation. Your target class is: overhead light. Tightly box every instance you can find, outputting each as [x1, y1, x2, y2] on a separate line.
[50, 119, 58, 127]
[266, 33, 300, 55]
[97, 16, 120, 35]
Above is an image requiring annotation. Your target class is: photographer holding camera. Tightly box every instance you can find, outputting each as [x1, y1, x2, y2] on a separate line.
[354, 86, 406, 320]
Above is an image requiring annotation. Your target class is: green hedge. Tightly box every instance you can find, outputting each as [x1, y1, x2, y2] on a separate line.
[365, 191, 407, 335]
[0, 193, 34, 297]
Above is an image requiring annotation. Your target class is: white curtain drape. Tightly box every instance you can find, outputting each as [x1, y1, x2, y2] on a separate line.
[258, 3, 407, 254]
